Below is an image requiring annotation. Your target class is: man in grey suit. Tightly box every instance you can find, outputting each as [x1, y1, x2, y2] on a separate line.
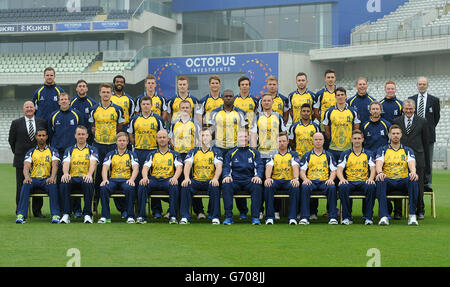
[393, 99, 430, 220]
[409, 77, 440, 195]
[9, 101, 47, 216]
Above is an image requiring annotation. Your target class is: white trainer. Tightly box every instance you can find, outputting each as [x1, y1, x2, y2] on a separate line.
[274, 212, 280, 220]
[408, 215, 419, 226]
[289, 219, 297, 225]
[378, 216, 389, 226]
[179, 218, 189, 224]
[211, 218, 220, 225]
[328, 218, 338, 225]
[265, 218, 274, 225]
[299, 218, 310, 225]
[83, 215, 93, 224]
[309, 214, 318, 220]
[341, 218, 353, 225]
[126, 217, 135, 224]
[60, 214, 70, 224]
[364, 219, 373, 225]
[259, 212, 264, 220]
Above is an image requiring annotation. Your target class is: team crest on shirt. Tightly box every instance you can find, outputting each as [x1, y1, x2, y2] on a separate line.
[394, 110, 399, 115]
[70, 119, 75, 125]
[85, 107, 90, 113]
[248, 157, 253, 163]
[380, 130, 385, 135]
[54, 96, 58, 101]
[367, 132, 371, 137]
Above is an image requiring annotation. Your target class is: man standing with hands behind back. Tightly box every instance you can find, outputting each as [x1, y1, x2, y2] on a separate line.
[409, 77, 440, 200]
[9, 101, 47, 217]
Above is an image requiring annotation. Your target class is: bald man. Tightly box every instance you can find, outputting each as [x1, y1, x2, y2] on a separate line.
[9, 101, 47, 216]
[298, 132, 338, 225]
[136, 130, 183, 224]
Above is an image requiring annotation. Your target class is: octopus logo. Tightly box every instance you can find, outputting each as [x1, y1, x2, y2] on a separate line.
[152, 62, 183, 97]
[240, 58, 274, 98]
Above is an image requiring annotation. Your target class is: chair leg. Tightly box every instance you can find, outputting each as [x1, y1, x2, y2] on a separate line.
[432, 193, 436, 218]
[405, 198, 409, 219]
[339, 200, 342, 223]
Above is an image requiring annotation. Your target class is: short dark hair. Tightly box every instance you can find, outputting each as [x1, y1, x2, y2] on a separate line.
[296, 72, 307, 79]
[238, 76, 251, 87]
[76, 79, 87, 86]
[36, 127, 48, 135]
[278, 131, 289, 140]
[335, 87, 347, 95]
[301, 103, 311, 110]
[201, 126, 215, 140]
[113, 75, 125, 84]
[324, 69, 336, 77]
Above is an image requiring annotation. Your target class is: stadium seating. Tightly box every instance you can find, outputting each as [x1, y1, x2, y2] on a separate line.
[107, 9, 134, 20]
[0, 51, 99, 74]
[0, 6, 102, 23]
[97, 61, 133, 73]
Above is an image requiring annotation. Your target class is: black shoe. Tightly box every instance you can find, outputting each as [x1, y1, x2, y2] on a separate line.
[417, 213, 425, 220]
[393, 213, 402, 220]
[424, 187, 433, 193]
[34, 212, 46, 218]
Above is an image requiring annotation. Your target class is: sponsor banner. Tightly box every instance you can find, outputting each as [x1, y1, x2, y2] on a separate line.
[56, 22, 91, 31]
[149, 52, 278, 98]
[0, 24, 18, 33]
[18, 23, 53, 32]
[92, 21, 128, 30]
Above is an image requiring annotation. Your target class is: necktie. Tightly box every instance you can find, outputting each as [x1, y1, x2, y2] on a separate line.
[28, 119, 35, 141]
[406, 118, 412, 135]
[418, 94, 425, 118]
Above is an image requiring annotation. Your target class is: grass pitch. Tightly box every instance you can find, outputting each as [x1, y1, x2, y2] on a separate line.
[0, 164, 449, 267]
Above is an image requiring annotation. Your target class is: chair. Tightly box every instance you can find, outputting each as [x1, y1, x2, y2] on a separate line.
[339, 191, 367, 222]
[424, 191, 436, 218]
[386, 191, 409, 219]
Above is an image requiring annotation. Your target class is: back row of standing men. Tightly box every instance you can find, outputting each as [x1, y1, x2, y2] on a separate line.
[12, 67, 440, 223]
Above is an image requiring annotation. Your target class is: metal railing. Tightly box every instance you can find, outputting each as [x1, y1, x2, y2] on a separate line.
[352, 23, 450, 44]
[132, 0, 172, 19]
[125, 39, 329, 70]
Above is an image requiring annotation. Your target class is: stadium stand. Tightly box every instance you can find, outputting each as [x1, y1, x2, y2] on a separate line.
[0, 101, 23, 148]
[0, 6, 102, 23]
[107, 9, 135, 20]
[0, 52, 99, 74]
[356, 0, 445, 33]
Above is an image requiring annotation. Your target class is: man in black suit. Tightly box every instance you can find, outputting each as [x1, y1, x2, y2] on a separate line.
[9, 101, 47, 216]
[393, 99, 430, 220]
[409, 77, 440, 196]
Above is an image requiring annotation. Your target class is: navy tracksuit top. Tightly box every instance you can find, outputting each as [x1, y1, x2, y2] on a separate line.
[222, 146, 264, 181]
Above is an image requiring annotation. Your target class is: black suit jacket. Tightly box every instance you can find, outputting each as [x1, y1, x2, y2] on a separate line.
[392, 115, 429, 169]
[409, 93, 440, 143]
[8, 117, 47, 168]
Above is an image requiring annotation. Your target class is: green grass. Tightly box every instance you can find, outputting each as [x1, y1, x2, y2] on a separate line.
[0, 164, 449, 267]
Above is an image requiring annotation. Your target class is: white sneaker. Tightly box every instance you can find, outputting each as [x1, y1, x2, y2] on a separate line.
[197, 213, 206, 220]
[259, 212, 264, 220]
[309, 214, 318, 220]
[408, 215, 419, 226]
[328, 218, 338, 225]
[126, 217, 135, 224]
[274, 212, 280, 220]
[179, 218, 189, 224]
[289, 219, 297, 225]
[98, 217, 107, 224]
[211, 218, 220, 225]
[163, 212, 170, 219]
[60, 214, 70, 224]
[84, 215, 93, 224]
[299, 218, 310, 225]
[265, 218, 274, 225]
[378, 216, 389, 226]
[364, 219, 373, 225]
[341, 218, 353, 225]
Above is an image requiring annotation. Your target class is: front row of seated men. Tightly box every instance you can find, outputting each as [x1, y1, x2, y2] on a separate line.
[15, 124, 419, 226]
